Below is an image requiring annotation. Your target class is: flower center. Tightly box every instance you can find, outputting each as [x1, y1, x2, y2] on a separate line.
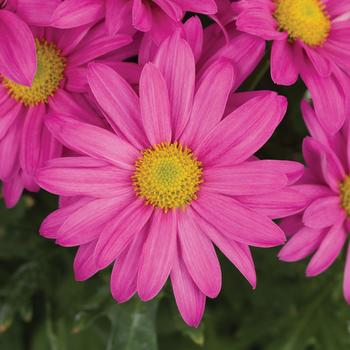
[132, 142, 203, 211]
[2, 38, 66, 106]
[340, 176, 350, 216]
[274, 0, 330, 46]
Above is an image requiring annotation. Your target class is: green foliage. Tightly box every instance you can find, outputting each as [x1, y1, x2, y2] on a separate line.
[1, 56, 350, 350]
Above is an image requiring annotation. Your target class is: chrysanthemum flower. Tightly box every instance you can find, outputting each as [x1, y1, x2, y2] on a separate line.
[32, 0, 217, 43]
[234, 0, 350, 134]
[0, 18, 135, 207]
[37, 33, 305, 326]
[279, 100, 350, 304]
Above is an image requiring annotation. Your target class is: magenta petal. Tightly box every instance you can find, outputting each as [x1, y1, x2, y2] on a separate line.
[2, 174, 24, 209]
[0, 10, 36, 85]
[87, 63, 147, 149]
[50, 0, 104, 28]
[139, 63, 172, 145]
[111, 226, 147, 303]
[271, 39, 299, 86]
[278, 226, 325, 262]
[138, 210, 177, 301]
[181, 59, 235, 149]
[171, 254, 206, 328]
[178, 208, 221, 298]
[192, 210, 256, 288]
[175, 0, 217, 14]
[306, 223, 347, 277]
[154, 33, 195, 138]
[196, 92, 287, 166]
[94, 200, 153, 269]
[203, 161, 288, 196]
[303, 196, 345, 229]
[132, 0, 153, 32]
[192, 192, 286, 248]
[45, 116, 139, 170]
[74, 240, 101, 281]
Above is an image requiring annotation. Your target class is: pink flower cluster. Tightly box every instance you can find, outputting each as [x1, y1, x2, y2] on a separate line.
[0, 0, 349, 327]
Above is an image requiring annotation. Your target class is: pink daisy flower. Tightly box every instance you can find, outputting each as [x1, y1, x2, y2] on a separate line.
[37, 33, 305, 326]
[29, 0, 218, 43]
[0, 17, 136, 207]
[279, 100, 350, 305]
[234, 0, 350, 134]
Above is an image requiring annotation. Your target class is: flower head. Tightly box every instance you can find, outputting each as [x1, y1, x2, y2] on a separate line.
[0, 12, 136, 207]
[234, 0, 350, 134]
[279, 99, 350, 304]
[37, 33, 305, 326]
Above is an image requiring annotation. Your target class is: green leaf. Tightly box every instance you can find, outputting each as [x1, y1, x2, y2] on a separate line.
[106, 298, 159, 350]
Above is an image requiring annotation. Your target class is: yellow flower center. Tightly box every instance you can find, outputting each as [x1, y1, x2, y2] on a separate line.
[2, 38, 66, 106]
[340, 176, 350, 216]
[274, 0, 331, 46]
[132, 142, 203, 211]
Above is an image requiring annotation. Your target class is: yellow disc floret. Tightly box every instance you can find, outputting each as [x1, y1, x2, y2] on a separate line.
[132, 142, 203, 211]
[274, 0, 331, 46]
[2, 38, 65, 106]
[340, 176, 350, 217]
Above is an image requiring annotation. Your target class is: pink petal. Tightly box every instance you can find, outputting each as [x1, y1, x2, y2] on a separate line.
[303, 44, 331, 77]
[0, 97, 22, 140]
[171, 254, 206, 327]
[192, 210, 256, 288]
[192, 191, 286, 248]
[132, 0, 153, 32]
[19, 104, 45, 176]
[196, 93, 287, 166]
[181, 59, 235, 149]
[303, 196, 345, 229]
[87, 63, 147, 149]
[306, 223, 347, 277]
[139, 63, 172, 145]
[183, 16, 203, 62]
[175, 0, 217, 14]
[45, 116, 139, 170]
[154, 33, 195, 138]
[111, 226, 147, 303]
[74, 240, 101, 281]
[177, 208, 221, 298]
[57, 197, 132, 247]
[278, 226, 325, 262]
[138, 210, 177, 301]
[2, 174, 24, 209]
[238, 187, 308, 219]
[50, 0, 104, 28]
[0, 10, 36, 85]
[271, 39, 299, 85]
[94, 200, 153, 269]
[16, 0, 60, 26]
[203, 161, 288, 196]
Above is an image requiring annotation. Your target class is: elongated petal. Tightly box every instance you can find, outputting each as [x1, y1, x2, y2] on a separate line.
[139, 63, 172, 145]
[171, 254, 206, 327]
[175, 0, 217, 14]
[192, 191, 286, 247]
[154, 33, 195, 138]
[2, 174, 24, 209]
[278, 226, 325, 262]
[37, 157, 131, 197]
[138, 210, 177, 300]
[303, 196, 345, 229]
[88, 63, 146, 149]
[74, 240, 100, 281]
[132, 0, 153, 32]
[196, 93, 287, 166]
[111, 226, 147, 303]
[203, 161, 287, 196]
[178, 209, 221, 298]
[51, 0, 104, 28]
[45, 116, 139, 170]
[271, 39, 299, 85]
[306, 223, 346, 276]
[94, 200, 153, 269]
[181, 59, 235, 149]
[0, 10, 36, 85]
[192, 210, 256, 288]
